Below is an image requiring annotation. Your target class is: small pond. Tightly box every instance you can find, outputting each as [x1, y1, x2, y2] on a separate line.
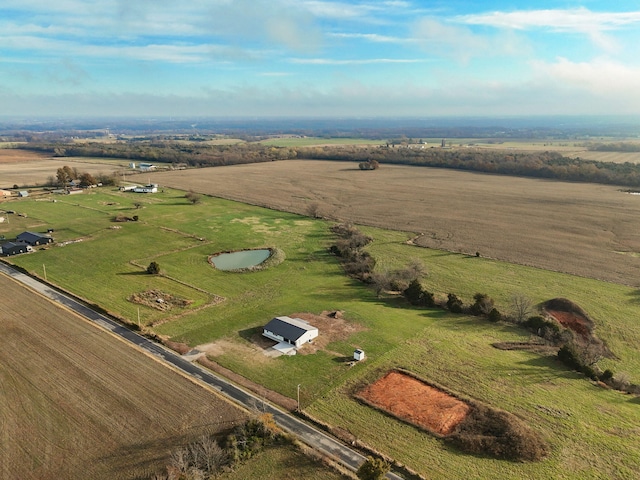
[210, 249, 271, 271]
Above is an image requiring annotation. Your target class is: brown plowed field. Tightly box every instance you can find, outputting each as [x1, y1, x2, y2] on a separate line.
[357, 371, 470, 436]
[0, 149, 127, 188]
[149, 160, 640, 285]
[0, 273, 246, 480]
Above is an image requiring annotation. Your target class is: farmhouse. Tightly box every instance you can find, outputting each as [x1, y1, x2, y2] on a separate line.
[263, 316, 319, 348]
[16, 231, 54, 246]
[1, 242, 32, 256]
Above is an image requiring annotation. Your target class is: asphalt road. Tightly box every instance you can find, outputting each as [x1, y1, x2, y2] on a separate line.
[0, 262, 404, 479]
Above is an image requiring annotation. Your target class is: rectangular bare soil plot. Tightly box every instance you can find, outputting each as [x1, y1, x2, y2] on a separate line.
[358, 371, 470, 436]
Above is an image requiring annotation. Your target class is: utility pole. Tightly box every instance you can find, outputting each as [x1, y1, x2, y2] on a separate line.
[297, 384, 301, 411]
[42, 264, 47, 281]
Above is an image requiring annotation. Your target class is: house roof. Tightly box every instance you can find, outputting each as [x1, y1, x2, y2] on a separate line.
[1, 241, 27, 251]
[264, 316, 317, 342]
[17, 231, 51, 243]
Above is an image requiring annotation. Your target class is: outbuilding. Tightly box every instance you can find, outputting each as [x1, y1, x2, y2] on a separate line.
[354, 349, 365, 361]
[16, 231, 54, 246]
[133, 184, 158, 193]
[1, 242, 32, 256]
[263, 316, 319, 348]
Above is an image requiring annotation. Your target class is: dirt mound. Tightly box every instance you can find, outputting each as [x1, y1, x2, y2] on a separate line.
[128, 289, 193, 311]
[542, 298, 594, 339]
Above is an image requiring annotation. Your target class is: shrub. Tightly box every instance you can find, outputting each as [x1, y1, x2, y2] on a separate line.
[599, 369, 614, 382]
[446, 293, 464, 313]
[146, 261, 160, 275]
[470, 293, 494, 316]
[403, 279, 435, 307]
[447, 405, 549, 461]
[488, 308, 502, 323]
[357, 456, 390, 480]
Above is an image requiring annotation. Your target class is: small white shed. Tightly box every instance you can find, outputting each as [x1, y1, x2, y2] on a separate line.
[354, 349, 365, 361]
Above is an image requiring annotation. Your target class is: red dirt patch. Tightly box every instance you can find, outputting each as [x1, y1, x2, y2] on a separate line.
[357, 371, 470, 436]
[546, 310, 592, 339]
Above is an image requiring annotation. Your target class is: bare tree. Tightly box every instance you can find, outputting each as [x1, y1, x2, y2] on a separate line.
[510, 294, 533, 323]
[185, 190, 202, 204]
[306, 202, 321, 218]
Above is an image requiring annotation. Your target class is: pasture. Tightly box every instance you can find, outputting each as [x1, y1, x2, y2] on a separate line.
[3, 182, 640, 479]
[149, 160, 640, 286]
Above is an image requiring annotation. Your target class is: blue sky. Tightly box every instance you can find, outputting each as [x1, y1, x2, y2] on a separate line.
[1, 0, 640, 118]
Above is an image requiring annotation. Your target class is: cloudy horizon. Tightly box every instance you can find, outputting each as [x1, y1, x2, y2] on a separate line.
[2, 1, 640, 118]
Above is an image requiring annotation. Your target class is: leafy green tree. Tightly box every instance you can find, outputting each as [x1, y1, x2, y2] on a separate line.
[357, 456, 390, 480]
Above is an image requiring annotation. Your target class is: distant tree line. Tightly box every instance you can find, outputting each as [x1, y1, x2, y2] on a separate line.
[19, 141, 298, 167]
[19, 139, 640, 186]
[298, 145, 640, 187]
[587, 142, 640, 152]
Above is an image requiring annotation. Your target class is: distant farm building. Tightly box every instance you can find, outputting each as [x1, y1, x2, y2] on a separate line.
[16, 231, 54, 246]
[18, 191, 29, 197]
[0, 190, 12, 197]
[120, 184, 138, 192]
[133, 184, 158, 193]
[354, 349, 365, 361]
[263, 316, 319, 349]
[138, 163, 156, 172]
[1, 242, 32, 256]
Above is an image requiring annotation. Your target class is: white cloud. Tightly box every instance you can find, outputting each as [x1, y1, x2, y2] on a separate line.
[459, 8, 640, 32]
[289, 57, 426, 65]
[459, 8, 640, 52]
[411, 18, 530, 61]
[329, 32, 412, 43]
[532, 57, 640, 96]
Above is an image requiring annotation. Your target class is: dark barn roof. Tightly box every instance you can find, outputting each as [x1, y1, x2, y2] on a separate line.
[1, 242, 28, 255]
[16, 231, 52, 245]
[264, 316, 316, 342]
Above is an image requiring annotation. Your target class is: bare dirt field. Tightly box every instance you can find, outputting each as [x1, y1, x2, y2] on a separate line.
[0, 149, 127, 188]
[0, 273, 246, 480]
[357, 371, 470, 436]
[149, 160, 640, 286]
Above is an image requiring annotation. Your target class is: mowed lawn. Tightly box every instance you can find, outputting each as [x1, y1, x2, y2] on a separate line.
[5, 187, 640, 480]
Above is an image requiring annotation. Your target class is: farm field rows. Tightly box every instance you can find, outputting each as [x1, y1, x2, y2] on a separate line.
[149, 160, 640, 286]
[4, 183, 640, 479]
[0, 273, 247, 480]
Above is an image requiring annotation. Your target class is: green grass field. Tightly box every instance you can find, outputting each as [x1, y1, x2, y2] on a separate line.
[4, 188, 640, 479]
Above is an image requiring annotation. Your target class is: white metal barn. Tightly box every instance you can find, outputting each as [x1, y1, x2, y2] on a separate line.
[263, 316, 318, 348]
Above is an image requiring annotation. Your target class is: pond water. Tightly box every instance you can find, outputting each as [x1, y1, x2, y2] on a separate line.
[210, 249, 271, 271]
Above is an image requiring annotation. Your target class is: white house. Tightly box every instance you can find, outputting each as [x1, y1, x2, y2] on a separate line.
[263, 316, 318, 348]
[133, 184, 158, 193]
